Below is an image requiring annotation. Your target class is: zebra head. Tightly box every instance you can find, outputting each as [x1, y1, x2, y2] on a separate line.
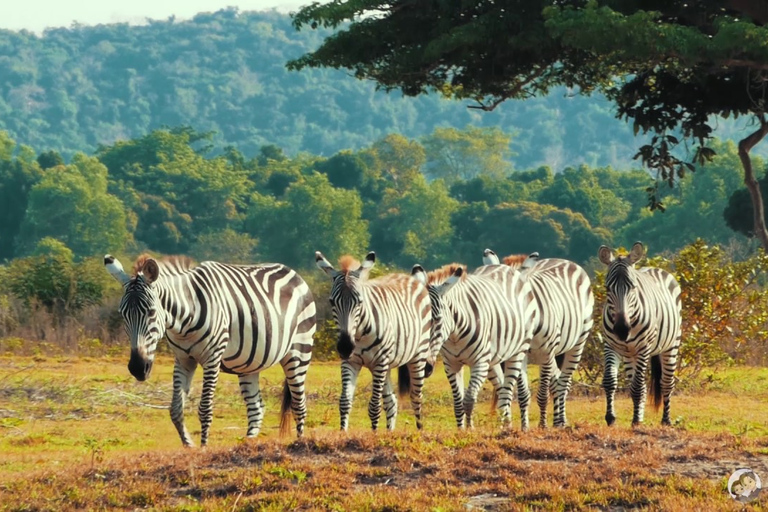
[598, 242, 645, 342]
[413, 264, 465, 352]
[105, 254, 166, 382]
[316, 251, 375, 359]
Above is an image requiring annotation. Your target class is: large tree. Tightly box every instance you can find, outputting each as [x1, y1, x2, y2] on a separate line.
[290, 1, 768, 249]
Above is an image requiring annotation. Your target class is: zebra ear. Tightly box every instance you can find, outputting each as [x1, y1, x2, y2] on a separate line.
[411, 264, 427, 285]
[142, 259, 160, 285]
[358, 251, 376, 279]
[598, 246, 614, 266]
[628, 242, 645, 264]
[482, 248, 500, 266]
[522, 252, 539, 270]
[315, 251, 337, 277]
[437, 266, 463, 296]
[104, 254, 131, 285]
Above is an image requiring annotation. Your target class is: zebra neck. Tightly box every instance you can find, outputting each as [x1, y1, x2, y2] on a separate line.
[154, 273, 200, 335]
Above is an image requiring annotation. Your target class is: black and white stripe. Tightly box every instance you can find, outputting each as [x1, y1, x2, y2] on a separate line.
[316, 251, 432, 431]
[105, 254, 316, 446]
[481, 249, 594, 427]
[598, 242, 682, 426]
[412, 263, 536, 430]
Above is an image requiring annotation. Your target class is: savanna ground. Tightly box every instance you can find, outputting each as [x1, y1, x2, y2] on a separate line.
[2, 355, 768, 511]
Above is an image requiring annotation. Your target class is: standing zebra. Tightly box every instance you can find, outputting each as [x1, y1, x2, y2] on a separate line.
[105, 254, 316, 446]
[411, 263, 536, 430]
[481, 249, 594, 427]
[316, 251, 432, 431]
[598, 242, 682, 426]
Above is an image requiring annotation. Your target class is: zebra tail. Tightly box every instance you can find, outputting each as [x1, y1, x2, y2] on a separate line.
[279, 379, 293, 437]
[398, 366, 410, 398]
[649, 355, 662, 411]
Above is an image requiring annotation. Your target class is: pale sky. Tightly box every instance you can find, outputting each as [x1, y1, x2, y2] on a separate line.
[0, 0, 304, 33]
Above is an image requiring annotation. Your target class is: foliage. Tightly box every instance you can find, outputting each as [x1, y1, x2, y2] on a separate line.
[16, 154, 130, 258]
[246, 173, 370, 269]
[189, 229, 258, 264]
[421, 126, 514, 183]
[7, 240, 115, 320]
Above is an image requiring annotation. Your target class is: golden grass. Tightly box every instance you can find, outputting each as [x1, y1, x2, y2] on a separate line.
[1, 356, 768, 510]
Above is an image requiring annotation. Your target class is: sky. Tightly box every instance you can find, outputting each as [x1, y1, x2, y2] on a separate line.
[0, 0, 303, 33]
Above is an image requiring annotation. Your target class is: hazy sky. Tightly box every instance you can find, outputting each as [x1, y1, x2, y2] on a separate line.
[0, 1, 303, 33]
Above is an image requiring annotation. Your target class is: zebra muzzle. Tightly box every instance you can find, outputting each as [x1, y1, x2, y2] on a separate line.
[336, 332, 355, 360]
[128, 350, 153, 381]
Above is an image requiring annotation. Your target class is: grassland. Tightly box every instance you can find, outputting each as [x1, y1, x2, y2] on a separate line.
[1, 355, 768, 510]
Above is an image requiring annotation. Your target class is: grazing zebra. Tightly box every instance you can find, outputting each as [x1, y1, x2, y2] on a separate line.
[481, 249, 594, 427]
[598, 242, 682, 426]
[411, 263, 536, 430]
[315, 251, 432, 431]
[105, 254, 316, 446]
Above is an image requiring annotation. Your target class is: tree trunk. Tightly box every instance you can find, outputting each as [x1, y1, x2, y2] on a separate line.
[738, 121, 768, 251]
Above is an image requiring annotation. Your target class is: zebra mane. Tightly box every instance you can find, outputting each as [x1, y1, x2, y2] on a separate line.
[133, 254, 196, 277]
[337, 255, 361, 275]
[427, 263, 467, 285]
[502, 254, 529, 269]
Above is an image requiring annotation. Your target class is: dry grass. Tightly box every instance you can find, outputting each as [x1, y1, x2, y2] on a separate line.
[1, 356, 768, 510]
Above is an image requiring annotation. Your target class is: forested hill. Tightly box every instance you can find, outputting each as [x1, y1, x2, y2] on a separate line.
[0, 8, 653, 169]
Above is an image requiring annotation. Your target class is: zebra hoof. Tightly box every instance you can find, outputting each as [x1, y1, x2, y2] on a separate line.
[661, 419, 672, 427]
[605, 414, 615, 426]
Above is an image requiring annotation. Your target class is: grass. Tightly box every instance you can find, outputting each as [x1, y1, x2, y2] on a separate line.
[1, 355, 768, 510]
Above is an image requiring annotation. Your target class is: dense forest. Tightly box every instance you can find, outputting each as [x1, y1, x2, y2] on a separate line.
[2, 7, 757, 171]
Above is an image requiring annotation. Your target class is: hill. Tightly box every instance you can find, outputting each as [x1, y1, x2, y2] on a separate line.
[0, 8, 653, 169]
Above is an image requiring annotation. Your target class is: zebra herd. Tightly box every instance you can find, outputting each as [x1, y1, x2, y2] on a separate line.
[104, 241, 682, 446]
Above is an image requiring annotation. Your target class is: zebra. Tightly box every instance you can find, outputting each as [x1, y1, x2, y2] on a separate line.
[411, 263, 536, 430]
[104, 254, 316, 446]
[315, 251, 432, 431]
[481, 249, 594, 427]
[598, 242, 682, 426]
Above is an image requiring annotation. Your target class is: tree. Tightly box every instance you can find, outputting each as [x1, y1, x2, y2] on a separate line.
[17, 154, 131, 258]
[290, 1, 768, 250]
[245, 173, 369, 269]
[421, 125, 513, 183]
[369, 174, 458, 268]
[0, 132, 43, 261]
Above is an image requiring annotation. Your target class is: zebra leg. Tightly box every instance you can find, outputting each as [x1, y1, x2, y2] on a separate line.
[553, 342, 585, 427]
[407, 359, 427, 430]
[170, 356, 198, 447]
[488, 363, 509, 425]
[445, 362, 466, 428]
[383, 372, 398, 431]
[503, 352, 530, 431]
[281, 352, 309, 437]
[660, 346, 679, 426]
[464, 361, 490, 429]
[603, 346, 620, 426]
[238, 372, 264, 438]
[198, 361, 222, 447]
[368, 365, 389, 431]
[537, 357, 557, 428]
[339, 360, 361, 432]
[629, 353, 649, 426]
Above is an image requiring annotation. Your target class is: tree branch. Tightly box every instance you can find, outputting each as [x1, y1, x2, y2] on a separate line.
[738, 116, 768, 250]
[468, 66, 547, 112]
